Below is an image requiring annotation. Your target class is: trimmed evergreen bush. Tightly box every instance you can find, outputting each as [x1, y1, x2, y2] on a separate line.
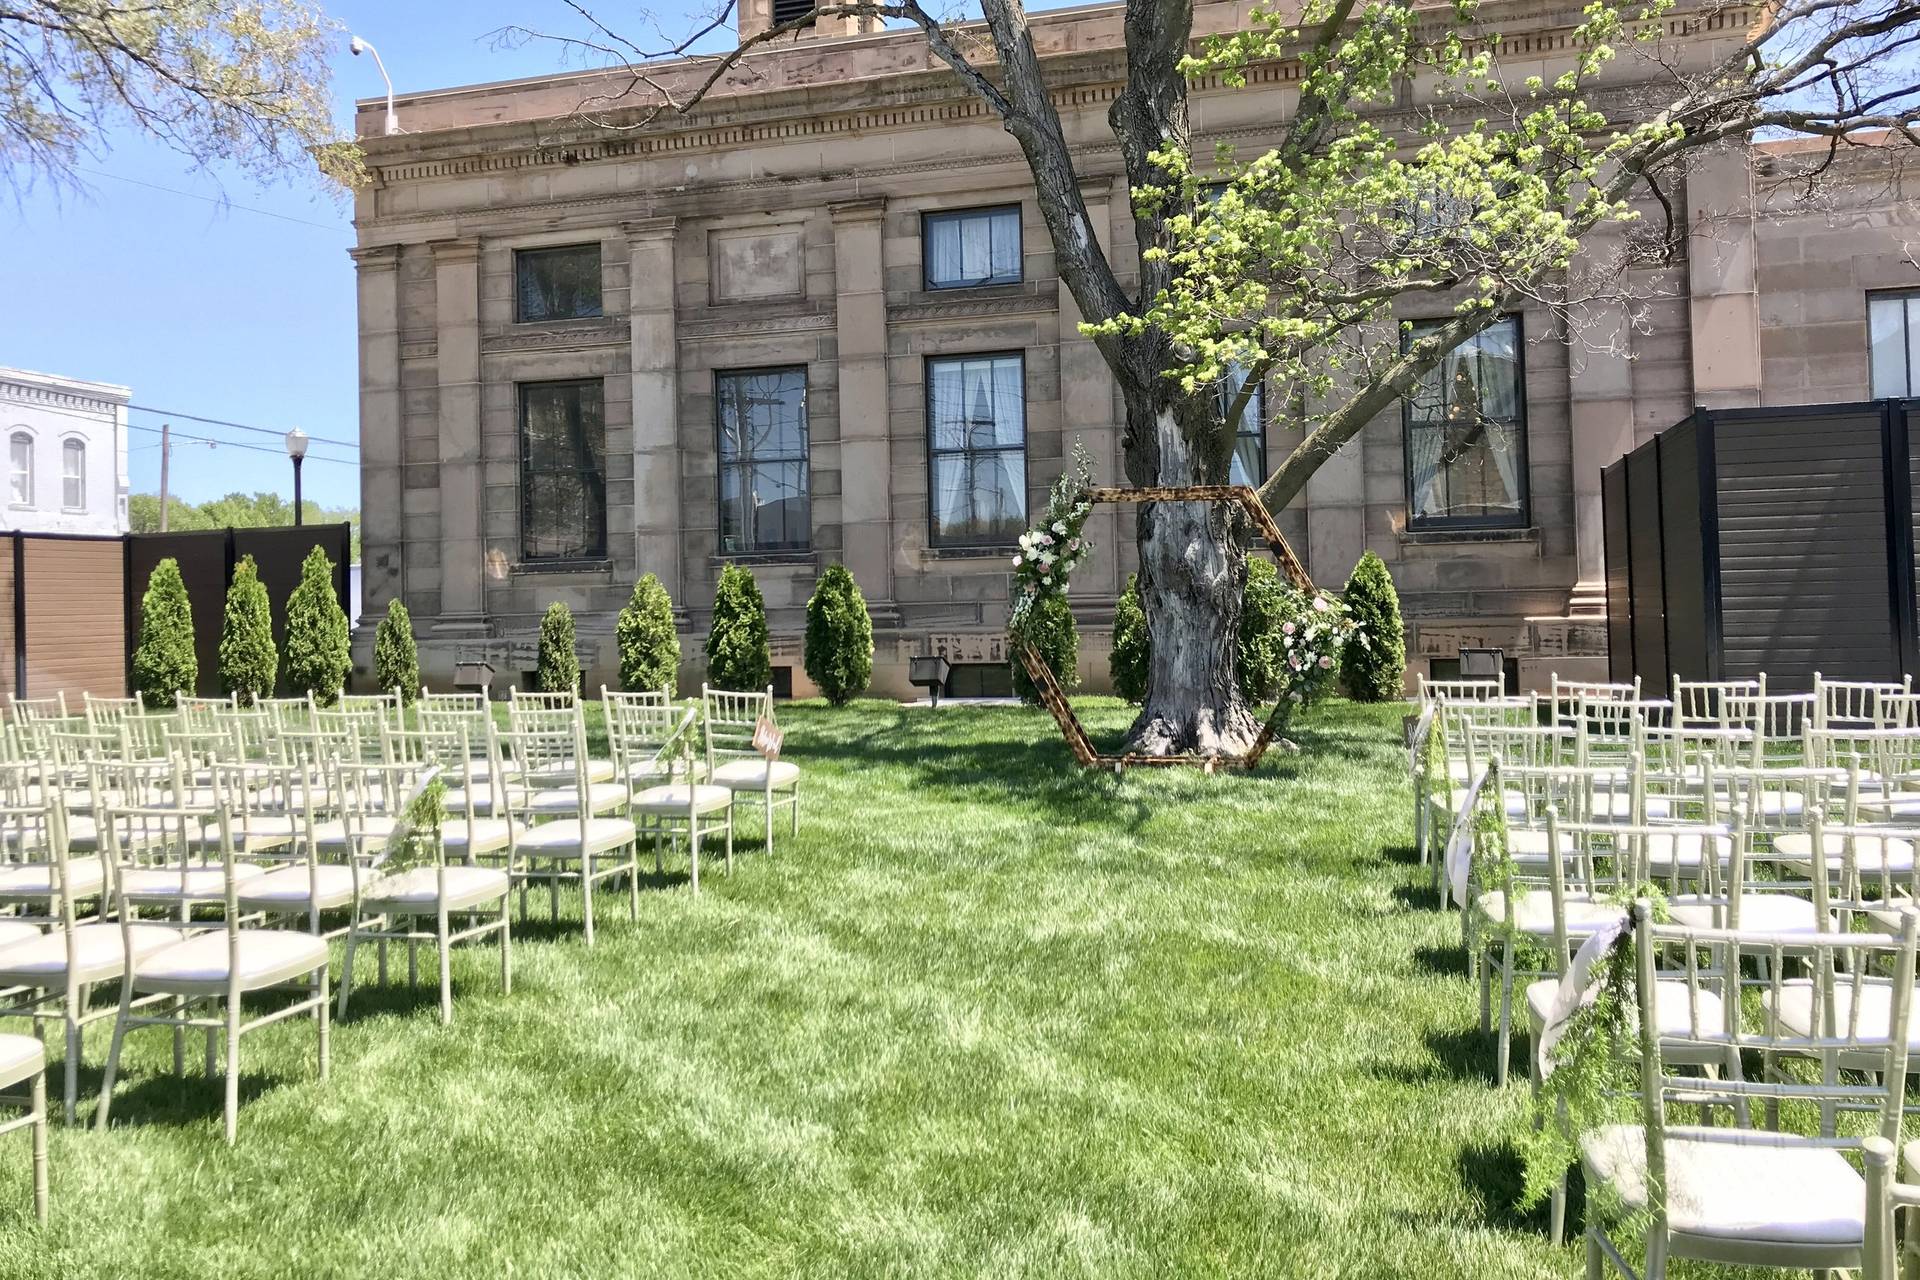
[217, 554, 276, 706]
[132, 557, 196, 709]
[803, 563, 873, 705]
[1237, 557, 1288, 702]
[372, 598, 421, 702]
[1011, 592, 1079, 706]
[616, 574, 680, 693]
[706, 564, 772, 691]
[536, 602, 580, 694]
[1340, 550, 1406, 701]
[1109, 572, 1149, 704]
[284, 545, 351, 704]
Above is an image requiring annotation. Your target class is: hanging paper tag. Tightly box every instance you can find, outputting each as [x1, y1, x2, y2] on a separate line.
[1409, 704, 1436, 776]
[1445, 767, 1490, 909]
[1535, 915, 1631, 1079]
[752, 715, 783, 761]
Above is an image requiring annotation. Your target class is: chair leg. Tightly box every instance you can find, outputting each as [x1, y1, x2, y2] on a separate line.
[338, 925, 360, 1021]
[583, 853, 596, 946]
[223, 1001, 240, 1145]
[499, 899, 512, 996]
[628, 844, 639, 921]
[763, 787, 773, 850]
[30, 1068, 46, 1225]
[316, 964, 330, 1080]
[790, 781, 799, 837]
[1495, 943, 1515, 1088]
[437, 907, 452, 1026]
[62, 1018, 78, 1128]
[1585, 1229, 1604, 1279]
[93, 980, 133, 1133]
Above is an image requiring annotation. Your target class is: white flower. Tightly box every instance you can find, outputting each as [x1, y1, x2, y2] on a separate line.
[1038, 552, 1056, 568]
[1052, 521, 1067, 535]
[1011, 555, 1023, 567]
[1041, 576, 1052, 586]
[1312, 596, 1330, 613]
[1318, 655, 1333, 669]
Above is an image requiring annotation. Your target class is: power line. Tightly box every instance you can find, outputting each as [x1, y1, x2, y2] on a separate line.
[124, 422, 357, 466]
[125, 403, 357, 450]
[4, 396, 358, 460]
[72, 167, 351, 236]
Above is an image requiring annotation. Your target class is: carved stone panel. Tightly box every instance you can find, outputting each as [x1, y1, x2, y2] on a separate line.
[709, 227, 806, 305]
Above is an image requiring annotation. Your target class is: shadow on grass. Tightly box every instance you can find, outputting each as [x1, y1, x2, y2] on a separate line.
[1411, 943, 1469, 978]
[1380, 843, 1423, 866]
[1391, 883, 1443, 912]
[1456, 1141, 1555, 1235]
[99, 1065, 292, 1131]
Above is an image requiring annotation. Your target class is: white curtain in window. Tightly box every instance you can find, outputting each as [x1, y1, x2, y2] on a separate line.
[61, 440, 84, 510]
[1870, 295, 1907, 397]
[9, 434, 31, 506]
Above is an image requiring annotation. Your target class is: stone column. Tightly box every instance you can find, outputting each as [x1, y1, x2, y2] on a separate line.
[430, 237, 487, 635]
[829, 200, 893, 607]
[352, 245, 403, 612]
[625, 218, 683, 598]
[1059, 179, 1119, 595]
[1687, 145, 1763, 409]
[1568, 225, 1636, 587]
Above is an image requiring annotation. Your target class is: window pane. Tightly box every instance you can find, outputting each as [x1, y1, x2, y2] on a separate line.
[1405, 316, 1527, 526]
[1870, 296, 1907, 397]
[519, 381, 606, 559]
[925, 208, 1022, 288]
[1908, 297, 1920, 398]
[718, 369, 807, 463]
[9, 436, 29, 506]
[62, 442, 83, 510]
[716, 368, 810, 552]
[515, 245, 602, 323]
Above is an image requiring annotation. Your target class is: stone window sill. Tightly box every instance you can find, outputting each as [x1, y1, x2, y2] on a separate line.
[710, 551, 817, 568]
[1398, 526, 1540, 547]
[513, 558, 613, 576]
[924, 545, 1017, 561]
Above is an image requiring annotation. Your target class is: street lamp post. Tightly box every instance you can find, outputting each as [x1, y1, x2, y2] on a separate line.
[285, 428, 309, 526]
[349, 36, 401, 136]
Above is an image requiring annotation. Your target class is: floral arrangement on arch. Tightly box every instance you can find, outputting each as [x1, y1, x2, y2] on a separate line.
[1273, 585, 1363, 709]
[1008, 442, 1097, 637]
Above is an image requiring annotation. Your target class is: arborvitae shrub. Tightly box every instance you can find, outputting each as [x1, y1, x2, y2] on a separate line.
[217, 554, 276, 706]
[1340, 550, 1406, 701]
[706, 564, 772, 691]
[284, 545, 350, 704]
[372, 598, 420, 702]
[1109, 573, 1149, 704]
[1011, 593, 1079, 706]
[132, 558, 196, 709]
[536, 602, 580, 694]
[1237, 558, 1288, 703]
[616, 574, 680, 693]
[803, 563, 873, 705]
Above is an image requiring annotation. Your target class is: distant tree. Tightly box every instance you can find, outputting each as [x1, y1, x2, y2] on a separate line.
[217, 554, 276, 705]
[128, 491, 361, 559]
[0, 1, 361, 191]
[616, 574, 680, 693]
[132, 557, 196, 709]
[536, 602, 580, 694]
[372, 598, 420, 702]
[1340, 551, 1406, 702]
[1011, 593, 1078, 707]
[706, 564, 771, 692]
[283, 545, 349, 703]
[1109, 573, 1149, 704]
[803, 564, 873, 705]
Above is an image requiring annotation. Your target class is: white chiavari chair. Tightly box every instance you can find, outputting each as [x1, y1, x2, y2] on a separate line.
[489, 718, 637, 946]
[703, 684, 801, 851]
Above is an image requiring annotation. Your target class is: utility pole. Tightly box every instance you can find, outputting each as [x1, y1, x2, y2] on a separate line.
[158, 423, 170, 531]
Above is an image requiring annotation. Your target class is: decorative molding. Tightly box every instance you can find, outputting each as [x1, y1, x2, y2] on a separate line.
[428, 236, 482, 265]
[678, 310, 836, 340]
[349, 244, 402, 270]
[482, 320, 633, 354]
[829, 197, 888, 222]
[401, 340, 439, 361]
[621, 215, 677, 240]
[890, 293, 1058, 325]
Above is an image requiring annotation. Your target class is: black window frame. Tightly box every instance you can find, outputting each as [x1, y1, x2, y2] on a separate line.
[513, 243, 604, 324]
[1869, 288, 1920, 398]
[921, 205, 1024, 291]
[925, 351, 1030, 549]
[517, 378, 609, 563]
[714, 364, 812, 555]
[1401, 313, 1531, 532]
[1217, 366, 1266, 486]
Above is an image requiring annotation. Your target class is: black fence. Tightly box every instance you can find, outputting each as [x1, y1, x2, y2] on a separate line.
[1602, 401, 1918, 696]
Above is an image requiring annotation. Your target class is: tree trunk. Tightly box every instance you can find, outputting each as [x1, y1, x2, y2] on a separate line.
[1121, 384, 1261, 756]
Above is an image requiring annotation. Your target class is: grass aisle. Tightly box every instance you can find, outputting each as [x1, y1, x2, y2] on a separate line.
[3, 698, 1572, 1278]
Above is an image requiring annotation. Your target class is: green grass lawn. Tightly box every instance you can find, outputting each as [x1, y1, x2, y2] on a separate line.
[2, 698, 1577, 1277]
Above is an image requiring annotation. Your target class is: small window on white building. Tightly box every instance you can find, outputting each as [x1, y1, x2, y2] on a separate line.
[61, 439, 84, 511]
[1870, 291, 1920, 398]
[8, 433, 31, 507]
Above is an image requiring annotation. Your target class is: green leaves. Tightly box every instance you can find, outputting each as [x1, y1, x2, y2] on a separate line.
[1339, 551, 1405, 702]
[372, 598, 420, 703]
[284, 545, 350, 704]
[535, 602, 580, 695]
[132, 557, 196, 710]
[706, 564, 772, 693]
[616, 574, 680, 694]
[803, 564, 873, 706]
[218, 554, 277, 706]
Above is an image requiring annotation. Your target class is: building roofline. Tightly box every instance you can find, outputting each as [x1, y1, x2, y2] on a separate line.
[0, 367, 133, 405]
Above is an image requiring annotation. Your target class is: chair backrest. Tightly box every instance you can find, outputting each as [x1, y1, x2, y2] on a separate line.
[703, 684, 773, 766]
[84, 693, 144, 733]
[0, 791, 81, 930]
[1815, 672, 1912, 733]
[508, 687, 577, 710]
[259, 695, 317, 734]
[7, 692, 67, 723]
[602, 688, 683, 775]
[1417, 676, 1503, 705]
[421, 691, 488, 714]
[176, 694, 238, 734]
[1672, 676, 1764, 730]
[491, 717, 591, 832]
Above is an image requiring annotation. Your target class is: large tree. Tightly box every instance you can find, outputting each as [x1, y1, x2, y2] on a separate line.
[0, 0, 360, 189]
[531, 0, 1920, 755]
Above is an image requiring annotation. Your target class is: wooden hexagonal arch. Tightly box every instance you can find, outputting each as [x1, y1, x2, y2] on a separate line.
[1014, 484, 1315, 771]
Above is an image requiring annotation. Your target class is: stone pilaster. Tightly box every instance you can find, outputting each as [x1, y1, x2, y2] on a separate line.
[430, 237, 487, 634]
[829, 199, 894, 609]
[1568, 225, 1636, 586]
[351, 244, 403, 612]
[624, 218, 683, 599]
[1687, 145, 1764, 409]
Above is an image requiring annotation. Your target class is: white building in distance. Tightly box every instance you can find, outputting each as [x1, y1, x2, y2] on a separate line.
[0, 367, 131, 535]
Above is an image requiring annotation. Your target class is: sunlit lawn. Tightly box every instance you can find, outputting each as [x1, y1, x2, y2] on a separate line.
[0, 696, 1600, 1278]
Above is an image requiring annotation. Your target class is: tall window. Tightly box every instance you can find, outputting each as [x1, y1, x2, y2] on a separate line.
[519, 380, 607, 561]
[1217, 365, 1266, 486]
[1870, 291, 1920, 397]
[927, 353, 1027, 546]
[716, 367, 810, 553]
[60, 439, 84, 511]
[515, 245, 602, 323]
[1403, 315, 1529, 529]
[8, 433, 31, 507]
[923, 207, 1022, 290]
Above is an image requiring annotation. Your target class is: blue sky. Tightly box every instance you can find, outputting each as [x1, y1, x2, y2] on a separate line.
[0, 1, 747, 509]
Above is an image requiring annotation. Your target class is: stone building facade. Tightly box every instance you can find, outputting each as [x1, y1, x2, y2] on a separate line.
[349, 0, 1920, 696]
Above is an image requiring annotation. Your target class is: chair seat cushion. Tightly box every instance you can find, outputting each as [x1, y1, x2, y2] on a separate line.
[120, 863, 264, 900]
[133, 930, 329, 995]
[1763, 977, 1920, 1050]
[517, 817, 637, 856]
[1582, 1124, 1864, 1245]
[709, 759, 800, 790]
[631, 783, 734, 816]
[0, 856, 104, 899]
[441, 785, 528, 817]
[310, 816, 396, 852]
[525, 782, 630, 815]
[1474, 891, 1627, 938]
[625, 758, 708, 784]
[210, 814, 301, 849]
[1670, 894, 1822, 935]
[237, 864, 360, 910]
[0, 922, 180, 984]
[0, 920, 38, 952]
[442, 818, 522, 856]
[1639, 831, 1735, 871]
[1585, 792, 1674, 822]
[522, 759, 617, 786]
[362, 865, 511, 913]
[1773, 831, 1915, 873]
[0, 1032, 45, 1092]
[1526, 978, 1729, 1040]
[1505, 828, 1575, 861]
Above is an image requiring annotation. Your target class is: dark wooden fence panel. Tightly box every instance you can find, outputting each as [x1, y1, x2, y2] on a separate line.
[1658, 420, 1711, 686]
[1602, 460, 1632, 683]
[233, 525, 352, 695]
[1625, 444, 1669, 694]
[126, 530, 229, 697]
